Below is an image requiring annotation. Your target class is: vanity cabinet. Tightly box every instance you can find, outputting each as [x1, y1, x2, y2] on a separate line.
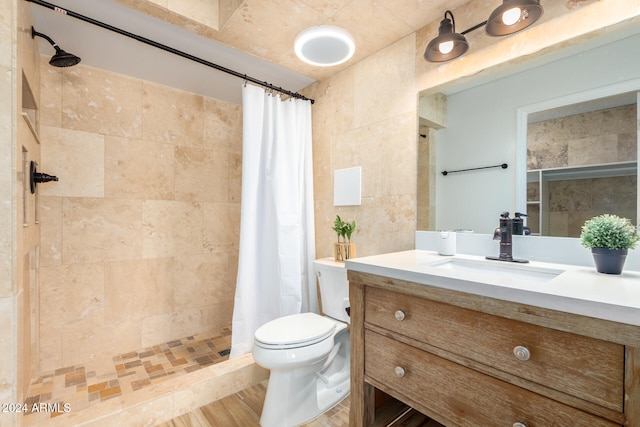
[348, 271, 640, 427]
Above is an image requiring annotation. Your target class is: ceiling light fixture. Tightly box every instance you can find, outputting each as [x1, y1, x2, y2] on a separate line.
[486, 0, 544, 36]
[424, 11, 469, 62]
[294, 26, 355, 67]
[424, 1, 543, 63]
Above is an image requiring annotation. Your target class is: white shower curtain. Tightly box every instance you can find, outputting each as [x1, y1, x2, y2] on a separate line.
[230, 84, 317, 358]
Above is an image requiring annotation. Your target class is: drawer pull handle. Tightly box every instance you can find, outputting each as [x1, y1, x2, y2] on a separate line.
[513, 346, 531, 361]
[394, 310, 406, 321]
[513, 423, 528, 427]
[394, 366, 406, 378]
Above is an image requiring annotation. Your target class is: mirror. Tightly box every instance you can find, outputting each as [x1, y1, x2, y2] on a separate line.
[418, 22, 640, 235]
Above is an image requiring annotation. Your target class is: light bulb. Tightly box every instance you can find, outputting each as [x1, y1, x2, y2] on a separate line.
[439, 41, 454, 55]
[502, 7, 521, 26]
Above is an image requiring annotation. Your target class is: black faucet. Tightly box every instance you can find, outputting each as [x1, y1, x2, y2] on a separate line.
[486, 212, 529, 263]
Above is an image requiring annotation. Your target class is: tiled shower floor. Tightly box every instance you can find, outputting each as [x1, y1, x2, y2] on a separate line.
[23, 329, 231, 424]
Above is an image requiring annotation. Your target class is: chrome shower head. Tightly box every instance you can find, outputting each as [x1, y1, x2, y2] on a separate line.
[31, 26, 81, 68]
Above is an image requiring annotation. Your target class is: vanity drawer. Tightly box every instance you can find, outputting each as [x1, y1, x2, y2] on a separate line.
[364, 330, 620, 427]
[364, 287, 624, 411]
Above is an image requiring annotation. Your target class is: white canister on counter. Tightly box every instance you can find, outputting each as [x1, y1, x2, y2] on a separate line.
[437, 231, 456, 256]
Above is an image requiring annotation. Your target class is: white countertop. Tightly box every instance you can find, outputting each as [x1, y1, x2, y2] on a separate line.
[346, 250, 640, 327]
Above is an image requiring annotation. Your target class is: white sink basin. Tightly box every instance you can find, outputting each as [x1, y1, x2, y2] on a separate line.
[425, 258, 564, 284]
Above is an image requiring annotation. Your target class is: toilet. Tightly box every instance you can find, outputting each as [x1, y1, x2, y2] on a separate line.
[252, 258, 350, 427]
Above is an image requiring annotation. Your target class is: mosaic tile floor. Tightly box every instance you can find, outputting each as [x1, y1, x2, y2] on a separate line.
[23, 329, 231, 422]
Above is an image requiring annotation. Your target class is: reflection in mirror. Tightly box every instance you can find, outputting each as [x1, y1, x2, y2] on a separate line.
[418, 23, 640, 236]
[526, 95, 638, 237]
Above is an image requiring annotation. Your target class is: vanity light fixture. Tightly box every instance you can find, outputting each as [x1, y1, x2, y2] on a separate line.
[424, 11, 469, 63]
[294, 26, 355, 67]
[424, 1, 543, 62]
[485, 0, 543, 36]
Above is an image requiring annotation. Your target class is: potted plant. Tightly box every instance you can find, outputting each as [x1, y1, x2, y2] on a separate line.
[332, 215, 357, 262]
[580, 214, 639, 274]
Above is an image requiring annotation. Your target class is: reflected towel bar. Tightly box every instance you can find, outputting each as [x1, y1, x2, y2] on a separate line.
[441, 163, 508, 176]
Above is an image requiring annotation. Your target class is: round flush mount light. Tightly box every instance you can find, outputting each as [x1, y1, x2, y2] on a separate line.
[294, 26, 355, 67]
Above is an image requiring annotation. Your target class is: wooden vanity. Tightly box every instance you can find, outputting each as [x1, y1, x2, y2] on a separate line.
[348, 267, 640, 427]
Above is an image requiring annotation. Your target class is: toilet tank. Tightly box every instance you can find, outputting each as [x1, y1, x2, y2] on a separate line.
[314, 258, 350, 324]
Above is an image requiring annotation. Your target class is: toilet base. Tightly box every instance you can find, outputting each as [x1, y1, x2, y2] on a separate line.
[315, 371, 350, 418]
[260, 366, 350, 427]
[259, 331, 350, 427]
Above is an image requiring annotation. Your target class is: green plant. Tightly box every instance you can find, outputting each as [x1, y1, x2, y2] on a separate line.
[580, 214, 639, 250]
[332, 215, 356, 243]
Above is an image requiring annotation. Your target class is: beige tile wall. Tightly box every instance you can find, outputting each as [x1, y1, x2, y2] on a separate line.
[0, 0, 43, 419]
[0, 0, 14, 294]
[37, 63, 243, 371]
[304, 34, 418, 259]
[0, 0, 16, 415]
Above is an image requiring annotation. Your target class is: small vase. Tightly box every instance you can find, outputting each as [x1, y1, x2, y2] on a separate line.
[333, 242, 356, 262]
[591, 247, 628, 275]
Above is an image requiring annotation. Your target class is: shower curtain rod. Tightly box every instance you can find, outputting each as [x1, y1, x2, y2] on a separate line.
[27, 0, 315, 103]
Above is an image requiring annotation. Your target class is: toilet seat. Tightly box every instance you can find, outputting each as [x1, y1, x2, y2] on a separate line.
[254, 312, 336, 350]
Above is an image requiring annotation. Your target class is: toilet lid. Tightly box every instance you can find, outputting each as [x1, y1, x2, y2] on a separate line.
[254, 312, 336, 348]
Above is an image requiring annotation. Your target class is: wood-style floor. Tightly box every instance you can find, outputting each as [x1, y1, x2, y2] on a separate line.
[157, 381, 443, 427]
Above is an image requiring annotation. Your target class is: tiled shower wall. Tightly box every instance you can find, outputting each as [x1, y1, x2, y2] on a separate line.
[527, 104, 638, 236]
[36, 61, 243, 372]
[3, 0, 44, 413]
[527, 105, 637, 170]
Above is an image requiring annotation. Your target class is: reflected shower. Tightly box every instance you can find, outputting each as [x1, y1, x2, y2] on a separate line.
[31, 26, 81, 67]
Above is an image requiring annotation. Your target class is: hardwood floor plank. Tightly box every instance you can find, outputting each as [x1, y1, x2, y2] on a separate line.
[300, 397, 350, 427]
[199, 397, 260, 426]
[157, 381, 439, 427]
[161, 411, 208, 427]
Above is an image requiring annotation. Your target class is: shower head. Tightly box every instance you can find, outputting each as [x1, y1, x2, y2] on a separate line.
[49, 46, 82, 67]
[31, 26, 81, 68]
